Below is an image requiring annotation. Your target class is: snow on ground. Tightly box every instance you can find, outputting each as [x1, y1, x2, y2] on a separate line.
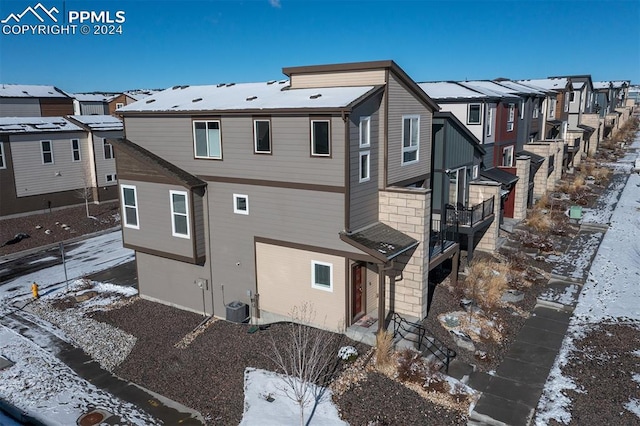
[0, 326, 159, 426]
[535, 140, 640, 424]
[0, 231, 133, 304]
[239, 368, 347, 426]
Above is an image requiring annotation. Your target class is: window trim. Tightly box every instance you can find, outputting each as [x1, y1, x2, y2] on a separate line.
[486, 107, 493, 137]
[193, 119, 223, 160]
[115, 102, 124, 110]
[549, 99, 556, 118]
[233, 193, 249, 215]
[311, 260, 333, 292]
[120, 184, 139, 230]
[519, 100, 525, 119]
[0, 142, 5, 169]
[467, 104, 481, 124]
[507, 104, 515, 132]
[71, 139, 81, 162]
[401, 115, 420, 165]
[253, 118, 272, 154]
[41, 140, 54, 164]
[502, 146, 514, 167]
[472, 165, 479, 179]
[359, 116, 371, 148]
[533, 101, 540, 119]
[105, 173, 117, 183]
[310, 118, 331, 157]
[359, 150, 370, 183]
[170, 190, 190, 239]
[103, 140, 114, 160]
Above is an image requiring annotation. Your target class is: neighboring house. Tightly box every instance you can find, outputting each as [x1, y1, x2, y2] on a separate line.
[418, 81, 522, 222]
[0, 116, 120, 218]
[67, 115, 123, 202]
[115, 60, 457, 334]
[0, 84, 74, 117]
[108, 89, 160, 116]
[431, 111, 495, 263]
[72, 93, 112, 115]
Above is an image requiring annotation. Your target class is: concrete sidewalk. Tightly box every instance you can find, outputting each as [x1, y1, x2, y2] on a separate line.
[1, 311, 204, 425]
[466, 167, 632, 425]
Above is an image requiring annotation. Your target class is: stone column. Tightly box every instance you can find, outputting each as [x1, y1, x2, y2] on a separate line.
[467, 181, 501, 253]
[513, 155, 530, 220]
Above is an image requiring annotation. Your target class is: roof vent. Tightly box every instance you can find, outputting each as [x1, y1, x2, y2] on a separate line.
[226, 83, 235, 87]
[267, 80, 276, 85]
[278, 80, 287, 84]
[192, 98, 203, 103]
[180, 85, 189, 89]
[172, 85, 181, 90]
[171, 105, 179, 108]
[22, 90, 29, 94]
[145, 99, 156, 104]
[246, 96, 257, 101]
[310, 93, 322, 99]
[217, 83, 226, 87]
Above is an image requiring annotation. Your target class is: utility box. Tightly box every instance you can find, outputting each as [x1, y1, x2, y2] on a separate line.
[569, 205, 583, 220]
[226, 301, 249, 323]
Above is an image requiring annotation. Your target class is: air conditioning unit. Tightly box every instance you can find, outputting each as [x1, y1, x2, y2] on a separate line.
[226, 301, 248, 323]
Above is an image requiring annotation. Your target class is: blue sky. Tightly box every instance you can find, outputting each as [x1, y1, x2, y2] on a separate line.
[0, 0, 638, 92]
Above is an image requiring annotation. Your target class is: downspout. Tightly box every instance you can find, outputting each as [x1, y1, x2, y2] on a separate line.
[342, 110, 350, 232]
[206, 188, 215, 317]
[377, 261, 395, 334]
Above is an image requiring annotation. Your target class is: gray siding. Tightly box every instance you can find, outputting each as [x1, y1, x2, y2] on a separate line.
[207, 182, 358, 313]
[93, 130, 120, 186]
[349, 93, 382, 230]
[10, 132, 91, 197]
[119, 180, 194, 259]
[386, 73, 432, 185]
[194, 191, 206, 259]
[124, 115, 346, 186]
[80, 102, 109, 115]
[0, 98, 41, 116]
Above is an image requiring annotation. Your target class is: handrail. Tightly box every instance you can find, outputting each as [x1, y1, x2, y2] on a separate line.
[391, 312, 456, 373]
[445, 196, 495, 227]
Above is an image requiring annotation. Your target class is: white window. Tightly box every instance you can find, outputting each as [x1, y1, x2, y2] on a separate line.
[519, 100, 525, 119]
[103, 140, 114, 159]
[41, 140, 54, 164]
[564, 92, 570, 112]
[115, 102, 124, 110]
[254, 119, 271, 153]
[359, 151, 370, 183]
[502, 146, 514, 167]
[311, 119, 330, 156]
[311, 260, 333, 291]
[486, 107, 493, 137]
[401, 115, 419, 165]
[549, 99, 556, 117]
[533, 101, 539, 119]
[472, 165, 479, 179]
[193, 120, 222, 159]
[233, 194, 249, 215]
[121, 184, 139, 229]
[71, 139, 81, 162]
[569, 91, 575, 103]
[359, 116, 370, 147]
[468, 104, 481, 124]
[170, 190, 189, 238]
[0, 142, 5, 169]
[507, 104, 515, 132]
[105, 173, 117, 182]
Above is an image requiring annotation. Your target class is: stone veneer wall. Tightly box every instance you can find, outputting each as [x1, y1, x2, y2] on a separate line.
[513, 156, 530, 220]
[525, 143, 551, 199]
[467, 181, 501, 253]
[581, 113, 602, 156]
[551, 140, 564, 189]
[566, 130, 584, 168]
[379, 188, 431, 319]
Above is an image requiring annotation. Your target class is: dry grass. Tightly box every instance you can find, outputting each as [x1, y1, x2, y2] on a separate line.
[536, 193, 550, 209]
[375, 330, 393, 369]
[525, 208, 552, 232]
[464, 259, 511, 311]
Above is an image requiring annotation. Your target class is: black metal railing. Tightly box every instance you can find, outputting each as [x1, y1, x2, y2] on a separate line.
[445, 196, 495, 227]
[392, 312, 456, 373]
[429, 218, 458, 257]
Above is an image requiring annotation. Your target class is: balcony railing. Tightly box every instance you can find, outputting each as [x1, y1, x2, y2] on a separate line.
[429, 218, 458, 257]
[445, 196, 495, 227]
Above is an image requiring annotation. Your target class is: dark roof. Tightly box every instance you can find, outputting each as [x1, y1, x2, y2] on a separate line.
[518, 150, 545, 165]
[578, 124, 596, 132]
[547, 119, 563, 126]
[481, 167, 519, 187]
[339, 222, 419, 263]
[112, 138, 207, 190]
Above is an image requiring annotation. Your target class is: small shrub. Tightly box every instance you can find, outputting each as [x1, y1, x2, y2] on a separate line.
[536, 193, 550, 209]
[451, 382, 470, 403]
[525, 209, 552, 233]
[465, 259, 511, 311]
[396, 348, 425, 384]
[375, 330, 393, 368]
[338, 346, 358, 363]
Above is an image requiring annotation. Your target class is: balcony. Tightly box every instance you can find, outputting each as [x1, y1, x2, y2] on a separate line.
[429, 218, 458, 259]
[445, 196, 495, 228]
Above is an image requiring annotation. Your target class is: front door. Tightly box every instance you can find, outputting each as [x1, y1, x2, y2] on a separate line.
[352, 263, 365, 321]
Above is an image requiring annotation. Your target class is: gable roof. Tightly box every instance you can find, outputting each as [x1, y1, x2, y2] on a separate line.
[118, 81, 382, 113]
[593, 82, 612, 90]
[418, 81, 496, 101]
[516, 78, 572, 92]
[0, 84, 71, 99]
[458, 81, 521, 100]
[491, 80, 547, 96]
[67, 115, 123, 131]
[0, 117, 83, 134]
[72, 93, 113, 102]
[283, 60, 440, 111]
[339, 222, 419, 263]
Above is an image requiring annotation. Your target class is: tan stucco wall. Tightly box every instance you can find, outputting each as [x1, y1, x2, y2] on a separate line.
[255, 242, 346, 332]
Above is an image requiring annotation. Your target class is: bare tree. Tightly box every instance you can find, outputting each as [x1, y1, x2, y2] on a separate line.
[268, 303, 338, 426]
[76, 172, 96, 219]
